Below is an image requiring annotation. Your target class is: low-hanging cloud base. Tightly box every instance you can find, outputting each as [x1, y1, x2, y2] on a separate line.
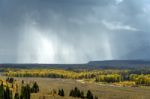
[0, 0, 150, 63]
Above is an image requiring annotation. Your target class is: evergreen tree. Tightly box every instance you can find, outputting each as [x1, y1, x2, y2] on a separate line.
[69, 87, 84, 98]
[69, 89, 74, 97]
[25, 84, 31, 99]
[95, 96, 98, 99]
[87, 90, 93, 99]
[58, 89, 61, 96]
[80, 91, 84, 98]
[31, 82, 39, 93]
[74, 87, 77, 97]
[14, 93, 19, 99]
[21, 80, 24, 85]
[77, 89, 81, 97]
[21, 84, 31, 99]
[4, 86, 12, 99]
[0, 83, 4, 98]
[58, 89, 65, 96]
[61, 89, 64, 96]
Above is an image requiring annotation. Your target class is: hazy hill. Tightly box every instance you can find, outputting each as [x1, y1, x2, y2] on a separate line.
[88, 60, 150, 69]
[1, 60, 150, 70]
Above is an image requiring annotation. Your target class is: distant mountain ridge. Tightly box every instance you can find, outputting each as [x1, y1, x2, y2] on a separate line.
[1, 60, 150, 70]
[87, 60, 150, 69]
[88, 60, 150, 65]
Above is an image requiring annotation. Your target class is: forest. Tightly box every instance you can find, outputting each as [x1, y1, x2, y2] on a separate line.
[1, 62, 150, 99]
[4, 68, 150, 86]
[0, 77, 98, 99]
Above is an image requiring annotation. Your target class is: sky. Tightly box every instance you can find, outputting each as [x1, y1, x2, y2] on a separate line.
[0, 0, 150, 63]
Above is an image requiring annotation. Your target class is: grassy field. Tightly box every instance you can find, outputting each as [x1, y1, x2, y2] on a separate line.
[11, 77, 150, 99]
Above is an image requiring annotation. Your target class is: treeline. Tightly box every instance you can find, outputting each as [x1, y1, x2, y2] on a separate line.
[4, 69, 126, 79]
[57, 87, 98, 99]
[5, 69, 150, 86]
[0, 78, 40, 99]
[20, 81, 40, 99]
[95, 74, 122, 83]
[129, 74, 150, 86]
[0, 85, 12, 99]
[1, 77, 99, 99]
[95, 73, 150, 86]
[69, 87, 98, 99]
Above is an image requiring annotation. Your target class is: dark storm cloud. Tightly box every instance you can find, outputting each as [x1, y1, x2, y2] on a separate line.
[0, 0, 150, 63]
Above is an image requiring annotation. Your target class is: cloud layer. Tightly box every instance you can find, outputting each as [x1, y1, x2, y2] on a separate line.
[0, 0, 150, 63]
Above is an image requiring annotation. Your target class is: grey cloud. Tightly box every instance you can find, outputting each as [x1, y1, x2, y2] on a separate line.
[0, 0, 150, 63]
